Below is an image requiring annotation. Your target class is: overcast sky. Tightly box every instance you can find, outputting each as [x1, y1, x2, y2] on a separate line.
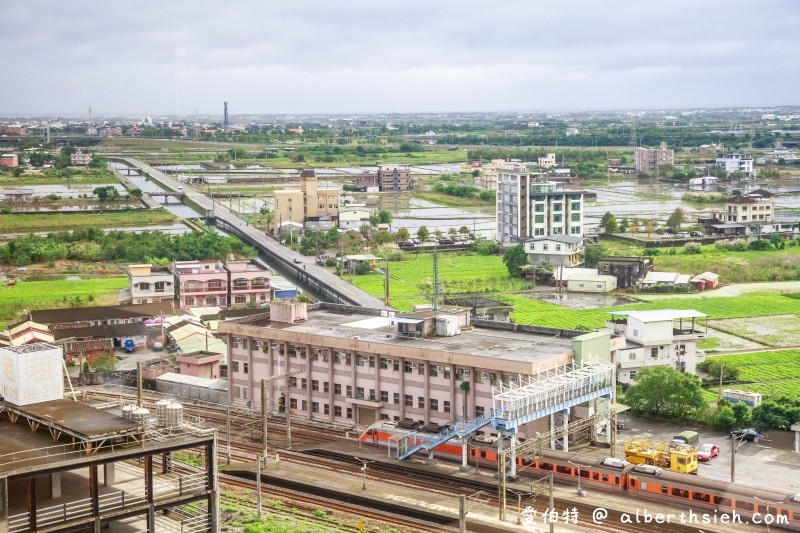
[1, 0, 798, 117]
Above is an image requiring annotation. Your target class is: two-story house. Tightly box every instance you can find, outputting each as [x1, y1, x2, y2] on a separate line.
[119, 264, 175, 305]
[522, 235, 585, 268]
[606, 309, 707, 385]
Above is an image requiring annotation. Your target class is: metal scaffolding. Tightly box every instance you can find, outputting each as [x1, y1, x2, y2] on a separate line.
[491, 363, 615, 431]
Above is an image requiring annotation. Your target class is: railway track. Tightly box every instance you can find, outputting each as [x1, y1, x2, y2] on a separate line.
[83, 388, 756, 532]
[219, 472, 455, 532]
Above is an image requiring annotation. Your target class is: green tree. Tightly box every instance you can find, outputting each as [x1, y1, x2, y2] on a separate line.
[416, 226, 430, 242]
[88, 154, 108, 169]
[11, 167, 24, 177]
[129, 188, 143, 199]
[711, 406, 738, 432]
[459, 226, 470, 235]
[583, 245, 606, 268]
[396, 227, 410, 242]
[666, 208, 685, 229]
[732, 402, 751, 428]
[472, 238, 500, 255]
[93, 186, 119, 201]
[629, 218, 641, 234]
[502, 244, 528, 278]
[623, 366, 707, 420]
[619, 218, 629, 233]
[377, 210, 393, 225]
[28, 151, 49, 167]
[599, 212, 618, 233]
[448, 227, 458, 237]
[752, 398, 800, 431]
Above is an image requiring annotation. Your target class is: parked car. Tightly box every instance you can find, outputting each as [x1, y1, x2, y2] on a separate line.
[438, 238, 455, 245]
[691, 231, 703, 237]
[152, 341, 163, 351]
[731, 428, 762, 441]
[293, 257, 303, 264]
[411, 238, 421, 245]
[124, 339, 135, 353]
[398, 241, 416, 248]
[696, 443, 720, 461]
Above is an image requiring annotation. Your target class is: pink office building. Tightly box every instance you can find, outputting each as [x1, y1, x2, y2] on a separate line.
[174, 260, 270, 309]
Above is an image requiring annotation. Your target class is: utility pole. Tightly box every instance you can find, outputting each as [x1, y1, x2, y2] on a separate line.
[458, 494, 466, 533]
[731, 433, 736, 483]
[384, 258, 390, 306]
[226, 406, 231, 465]
[549, 473, 554, 533]
[261, 379, 268, 464]
[718, 361, 725, 403]
[255, 454, 262, 520]
[136, 361, 143, 408]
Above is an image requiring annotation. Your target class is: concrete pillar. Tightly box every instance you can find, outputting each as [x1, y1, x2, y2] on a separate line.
[510, 433, 518, 479]
[562, 409, 570, 453]
[425, 449, 436, 465]
[103, 463, 115, 486]
[796, 428, 800, 454]
[424, 364, 430, 426]
[50, 472, 61, 498]
[550, 413, 556, 450]
[459, 441, 470, 472]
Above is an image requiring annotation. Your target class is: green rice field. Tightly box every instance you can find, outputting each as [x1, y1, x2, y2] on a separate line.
[0, 277, 127, 328]
[704, 350, 800, 401]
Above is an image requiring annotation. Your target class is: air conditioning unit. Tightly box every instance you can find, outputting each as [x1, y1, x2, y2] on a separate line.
[489, 373, 497, 380]
[462, 370, 471, 377]
[481, 372, 489, 379]
[435, 365, 444, 372]
[410, 362, 418, 368]
[444, 367, 451, 373]
[271, 342, 278, 348]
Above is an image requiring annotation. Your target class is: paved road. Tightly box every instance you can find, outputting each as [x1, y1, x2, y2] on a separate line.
[118, 157, 390, 310]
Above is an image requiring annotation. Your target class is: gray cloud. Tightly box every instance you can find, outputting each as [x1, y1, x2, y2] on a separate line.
[1, 0, 798, 116]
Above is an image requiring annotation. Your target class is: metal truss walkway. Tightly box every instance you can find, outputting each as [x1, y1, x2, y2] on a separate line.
[394, 363, 615, 460]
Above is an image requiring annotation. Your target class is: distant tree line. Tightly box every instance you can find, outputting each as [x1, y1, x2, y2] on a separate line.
[0, 228, 257, 266]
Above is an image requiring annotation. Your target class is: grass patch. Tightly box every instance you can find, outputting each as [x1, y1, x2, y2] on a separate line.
[411, 191, 495, 208]
[0, 277, 127, 323]
[351, 252, 531, 312]
[0, 168, 119, 186]
[0, 210, 178, 233]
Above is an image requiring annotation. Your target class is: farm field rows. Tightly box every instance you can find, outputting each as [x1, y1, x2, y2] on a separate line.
[705, 350, 800, 400]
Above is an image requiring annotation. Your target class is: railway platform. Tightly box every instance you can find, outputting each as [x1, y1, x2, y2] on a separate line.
[222, 437, 762, 532]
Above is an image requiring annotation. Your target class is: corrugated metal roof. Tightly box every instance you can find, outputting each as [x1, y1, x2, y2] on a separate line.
[156, 372, 228, 390]
[609, 309, 708, 322]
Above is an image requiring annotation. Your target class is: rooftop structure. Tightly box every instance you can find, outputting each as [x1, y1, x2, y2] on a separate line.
[0, 397, 218, 531]
[0, 343, 64, 406]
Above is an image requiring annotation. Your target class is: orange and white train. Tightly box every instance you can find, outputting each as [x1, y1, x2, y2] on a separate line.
[360, 421, 800, 531]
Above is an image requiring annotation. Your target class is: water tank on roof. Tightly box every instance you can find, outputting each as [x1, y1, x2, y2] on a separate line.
[155, 399, 172, 426]
[121, 404, 137, 420]
[132, 407, 150, 425]
[166, 403, 184, 428]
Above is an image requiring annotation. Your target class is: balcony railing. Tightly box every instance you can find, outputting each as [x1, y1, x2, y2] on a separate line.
[182, 286, 225, 293]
